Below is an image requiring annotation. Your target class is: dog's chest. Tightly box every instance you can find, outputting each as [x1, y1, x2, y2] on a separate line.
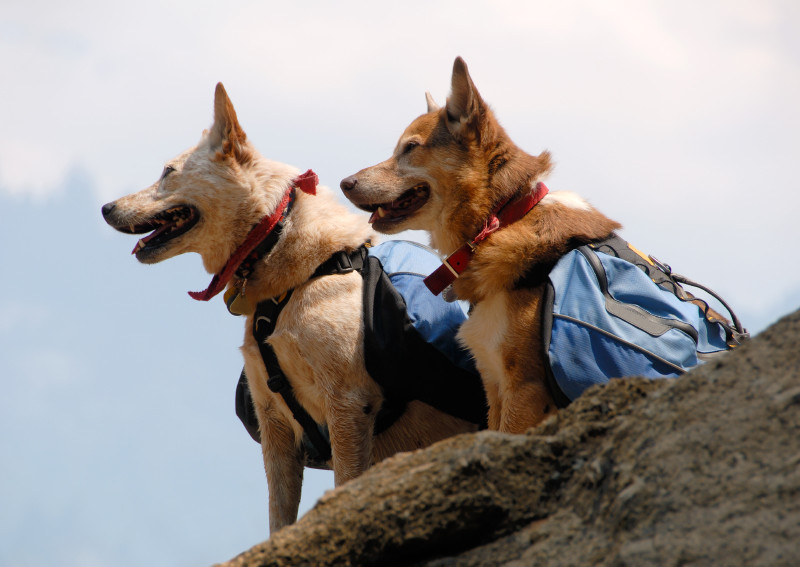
[457, 293, 509, 387]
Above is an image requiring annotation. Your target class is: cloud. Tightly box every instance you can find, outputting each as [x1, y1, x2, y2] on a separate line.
[4, 347, 87, 397]
[0, 0, 797, 313]
[0, 140, 72, 201]
[2, 0, 797, 204]
[0, 299, 48, 333]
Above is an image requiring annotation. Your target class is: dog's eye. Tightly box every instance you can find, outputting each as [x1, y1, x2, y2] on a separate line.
[402, 140, 419, 155]
[161, 165, 176, 179]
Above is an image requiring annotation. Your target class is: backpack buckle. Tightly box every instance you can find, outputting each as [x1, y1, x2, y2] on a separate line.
[649, 255, 672, 275]
[335, 252, 354, 274]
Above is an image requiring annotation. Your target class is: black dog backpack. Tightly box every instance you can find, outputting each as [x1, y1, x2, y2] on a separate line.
[234, 240, 487, 466]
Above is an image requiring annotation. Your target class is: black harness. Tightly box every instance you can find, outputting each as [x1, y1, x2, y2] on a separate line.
[251, 288, 331, 465]
[235, 245, 408, 469]
[228, 188, 487, 469]
[235, 242, 490, 470]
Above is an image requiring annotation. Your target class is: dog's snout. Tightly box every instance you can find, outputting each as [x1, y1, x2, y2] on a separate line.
[101, 202, 116, 218]
[340, 175, 357, 192]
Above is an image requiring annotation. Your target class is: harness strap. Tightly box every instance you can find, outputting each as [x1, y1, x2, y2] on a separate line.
[587, 235, 749, 347]
[253, 290, 333, 464]
[250, 244, 375, 466]
[309, 244, 370, 279]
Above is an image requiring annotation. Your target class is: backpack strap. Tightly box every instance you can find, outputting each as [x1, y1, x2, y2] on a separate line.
[588, 234, 749, 347]
[310, 244, 370, 279]
[540, 279, 573, 409]
[579, 244, 700, 343]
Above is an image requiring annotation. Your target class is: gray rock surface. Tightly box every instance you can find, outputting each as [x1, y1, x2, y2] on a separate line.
[219, 309, 800, 566]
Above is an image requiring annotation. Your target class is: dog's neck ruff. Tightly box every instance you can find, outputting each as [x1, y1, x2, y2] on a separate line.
[188, 169, 319, 301]
[424, 181, 549, 295]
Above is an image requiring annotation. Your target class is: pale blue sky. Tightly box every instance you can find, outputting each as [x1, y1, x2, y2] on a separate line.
[1, 1, 799, 566]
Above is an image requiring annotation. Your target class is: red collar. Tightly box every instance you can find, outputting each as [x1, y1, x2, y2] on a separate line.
[423, 181, 549, 296]
[188, 170, 318, 301]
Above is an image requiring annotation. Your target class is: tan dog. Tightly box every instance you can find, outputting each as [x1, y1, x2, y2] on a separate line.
[101, 83, 477, 533]
[341, 57, 623, 434]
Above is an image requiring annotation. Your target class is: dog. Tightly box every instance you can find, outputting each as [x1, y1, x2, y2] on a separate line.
[101, 83, 480, 532]
[341, 57, 664, 434]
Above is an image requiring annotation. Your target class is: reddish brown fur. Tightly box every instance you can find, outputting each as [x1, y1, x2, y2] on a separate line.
[343, 57, 621, 434]
[456, 201, 621, 303]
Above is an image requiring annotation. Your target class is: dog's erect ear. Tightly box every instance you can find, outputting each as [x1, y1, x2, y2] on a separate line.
[208, 82, 248, 161]
[425, 91, 440, 113]
[445, 57, 484, 139]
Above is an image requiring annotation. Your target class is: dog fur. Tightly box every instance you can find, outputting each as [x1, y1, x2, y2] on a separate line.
[341, 57, 623, 434]
[102, 83, 477, 533]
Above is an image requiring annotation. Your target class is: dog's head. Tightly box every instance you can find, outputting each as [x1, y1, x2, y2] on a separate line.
[101, 84, 297, 274]
[341, 57, 552, 253]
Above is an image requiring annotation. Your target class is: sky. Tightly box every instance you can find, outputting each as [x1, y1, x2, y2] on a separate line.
[1, 1, 798, 566]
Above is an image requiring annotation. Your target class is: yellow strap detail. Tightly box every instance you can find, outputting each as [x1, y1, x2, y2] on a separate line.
[627, 242, 655, 266]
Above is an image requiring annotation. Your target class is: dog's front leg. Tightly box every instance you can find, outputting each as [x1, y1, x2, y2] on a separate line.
[326, 385, 382, 486]
[258, 398, 304, 533]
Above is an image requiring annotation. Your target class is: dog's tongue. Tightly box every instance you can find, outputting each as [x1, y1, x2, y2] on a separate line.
[131, 224, 172, 254]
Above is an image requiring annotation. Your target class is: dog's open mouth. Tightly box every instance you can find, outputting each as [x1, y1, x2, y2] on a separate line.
[359, 184, 430, 225]
[122, 205, 199, 255]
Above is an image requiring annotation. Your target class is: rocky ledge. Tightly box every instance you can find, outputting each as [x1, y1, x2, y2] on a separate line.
[219, 309, 800, 566]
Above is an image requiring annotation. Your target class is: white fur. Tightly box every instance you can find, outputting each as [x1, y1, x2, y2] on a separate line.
[457, 292, 508, 391]
[102, 83, 480, 535]
[541, 190, 592, 211]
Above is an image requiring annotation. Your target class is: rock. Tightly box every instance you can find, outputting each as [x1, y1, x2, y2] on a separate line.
[218, 309, 800, 567]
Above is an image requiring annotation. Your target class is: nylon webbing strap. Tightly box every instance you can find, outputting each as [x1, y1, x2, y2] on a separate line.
[248, 244, 373, 464]
[310, 245, 369, 280]
[252, 290, 332, 463]
[588, 234, 748, 347]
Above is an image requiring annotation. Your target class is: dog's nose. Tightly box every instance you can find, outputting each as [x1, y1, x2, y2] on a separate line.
[340, 175, 357, 192]
[101, 202, 116, 218]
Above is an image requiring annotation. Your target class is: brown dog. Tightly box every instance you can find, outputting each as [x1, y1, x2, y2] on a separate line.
[341, 57, 623, 434]
[102, 83, 478, 533]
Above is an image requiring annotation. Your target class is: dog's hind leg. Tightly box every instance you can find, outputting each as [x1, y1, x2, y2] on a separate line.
[258, 398, 304, 533]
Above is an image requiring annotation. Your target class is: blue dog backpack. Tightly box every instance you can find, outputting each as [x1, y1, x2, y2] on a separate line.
[542, 235, 748, 407]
